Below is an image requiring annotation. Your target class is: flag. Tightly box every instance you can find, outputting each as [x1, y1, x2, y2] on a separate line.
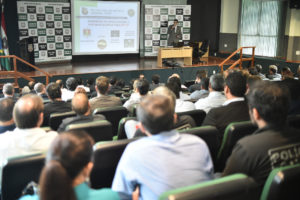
[0, 0, 10, 71]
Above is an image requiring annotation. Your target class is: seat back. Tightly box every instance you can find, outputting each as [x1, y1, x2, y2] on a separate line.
[93, 106, 129, 136]
[260, 164, 300, 200]
[159, 174, 259, 200]
[1, 154, 45, 200]
[179, 126, 220, 166]
[66, 120, 113, 142]
[90, 138, 136, 189]
[49, 111, 76, 131]
[117, 117, 137, 140]
[216, 121, 257, 172]
[177, 109, 206, 127]
[288, 114, 300, 129]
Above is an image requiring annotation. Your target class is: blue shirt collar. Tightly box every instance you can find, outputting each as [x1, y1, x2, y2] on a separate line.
[149, 130, 180, 143]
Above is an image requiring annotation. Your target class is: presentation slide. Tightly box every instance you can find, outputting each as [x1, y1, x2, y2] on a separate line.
[72, 1, 140, 55]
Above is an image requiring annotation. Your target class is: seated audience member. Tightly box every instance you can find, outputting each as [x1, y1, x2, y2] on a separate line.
[28, 81, 36, 93]
[281, 66, 294, 80]
[267, 65, 281, 80]
[149, 74, 163, 90]
[62, 77, 78, 101]
[222, 81, 300, 193]
[2, 83, 18, 101]
[190, 77, 209, 100]
[246, 75, 262, 94]
[58, 93, 105, 132]
[255, 64, 266, 79]
[189, 69, 208, 93]
[168, 76, 190, 100]
[0, 94, 57, 179]
[279, 78, 300, 115]
[125, 86, 196, 138]
[75, 87, 87, 95]
[0, 98, 16, 133]
[43, 83, 72, 126]
[116, 78, 125, 89]
[21, 86, 31, 96]
[89, 76, 122, 111]
[34, 82, 48, 100]
[202, 71, 249, 138]
[108, 76, 122, 95]
[112, 95, 214, 199]
[195, 74, 226, 113]
[20, 131, 120, 200]
[86, 77, 95, 93]
[123, 79, 149, 111]
[76, 77, 90, 92]
[139, 74, 145, 80]
[166, 80, 195, 113]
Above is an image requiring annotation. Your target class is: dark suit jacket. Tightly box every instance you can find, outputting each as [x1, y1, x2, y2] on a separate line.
[202, 100, 250, 139]
[167, 25, 182, 46]
[43, 101, 72, 126]
[57, 114, 106, 132]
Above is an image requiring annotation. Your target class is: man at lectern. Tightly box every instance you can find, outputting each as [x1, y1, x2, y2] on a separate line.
[167, 19, 182, 46]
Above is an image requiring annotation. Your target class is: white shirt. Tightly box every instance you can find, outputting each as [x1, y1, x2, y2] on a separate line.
[195, 91, 227, 113]
[61, 89, 75, 102]
[179, 91, 191, 101]
[223, 97, 245, 106]
[175, 99, 195, 113]
[123, 93, 144, 111]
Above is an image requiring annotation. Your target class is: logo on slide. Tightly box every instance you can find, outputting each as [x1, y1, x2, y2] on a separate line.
[97, 40, 107, 49]
[83, 29, 91, 37]
[81, 7, 88, 15]
[128, 9, 135, 17]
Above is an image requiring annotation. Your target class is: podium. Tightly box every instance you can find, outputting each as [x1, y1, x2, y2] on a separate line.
[18, 37, 35, 72]
[157, 47, 193, 67]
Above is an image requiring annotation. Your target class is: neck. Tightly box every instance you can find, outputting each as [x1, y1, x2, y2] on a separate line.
[0, 119, 14, 126]
[256, 120, 267, 129]
[52, 98, 62, 102]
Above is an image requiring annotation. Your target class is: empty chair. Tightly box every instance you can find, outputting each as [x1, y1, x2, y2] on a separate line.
[66, 120, 113, 142]
[260, 164, 300, 200]
[1, 154, 45, 200]
[177, 109, 206, 127]
[90, 138, 136, 189]
[179, 126, 220, 166]
[288, 114, 300, 129]
[49, 111, 76, 131]
[117, 117, 137, 140]
[93, 106, 129, 136]
[159, 174, 259, 200]
[216, 121, 257, 172]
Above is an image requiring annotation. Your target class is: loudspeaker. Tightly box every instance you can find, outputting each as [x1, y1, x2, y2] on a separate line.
[290, 0, 300, 9]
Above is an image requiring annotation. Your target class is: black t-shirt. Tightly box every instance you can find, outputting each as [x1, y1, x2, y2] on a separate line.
[43, 100, 72, 126]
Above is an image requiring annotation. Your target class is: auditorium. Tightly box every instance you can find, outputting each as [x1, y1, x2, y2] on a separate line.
[0, 0, 299, 199]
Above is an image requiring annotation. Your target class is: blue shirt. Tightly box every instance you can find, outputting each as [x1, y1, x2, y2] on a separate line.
[0, 124, 15, 134]
[19, 182, 120, 200]
[112, 130, 214, 200]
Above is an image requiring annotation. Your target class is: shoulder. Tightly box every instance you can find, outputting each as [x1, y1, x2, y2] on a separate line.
[19, 194, 39, 200]
[88, 188, 120, 200]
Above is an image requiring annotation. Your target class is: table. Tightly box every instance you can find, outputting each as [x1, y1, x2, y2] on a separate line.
[157, 47, 193, 67]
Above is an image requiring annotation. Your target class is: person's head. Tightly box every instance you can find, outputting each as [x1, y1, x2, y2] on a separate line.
[196, 70, 207, 82]
[166, 80, 180, 99]
[74, 87, 87, 95]
[28, 81, 35, 90]
[86, 78, 94, 86]
[3, 83, 14, 96]
[281, 66, 294, 80]
[109, 76, 117, 86]
[72, 93, 90, 116]
[39, 131, 94, 200]
[248, 67, 258, 76]
[0, 98, 15, 123]
[246, 81, 290, 128]
[139, 74, 145, 80]
[137, 95, 175, 135]
[95, 76, 109, 95]
[224, 71, 247, 98]
[66, 77, 78, 91]
[13, 94, 44, 129]
[116, 79, 125, 88]
[269, 65, 278, 75]
[151, 74, 160, 84]
[21, 86, 31, 96]
[255, 64, 263, 73]
[246, 75, 262, 94]
[137, 79, 149, 96]
[46, 83, 62, 100]
[209, 74, 224, 92]
[76, 77, 83, 85]
[173, 19, 178, 26]
[56, 79, 63, 88]
[200, 77, 209, 90]
[152, 86, 176, 109]
[34, 83, 45, 94]
[279, 78, 300, 101]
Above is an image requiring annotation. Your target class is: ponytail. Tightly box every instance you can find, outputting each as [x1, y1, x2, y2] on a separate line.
[39, 160, 76, 200]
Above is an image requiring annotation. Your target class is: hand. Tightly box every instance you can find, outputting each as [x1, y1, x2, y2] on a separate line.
[132, 185, 140, 200]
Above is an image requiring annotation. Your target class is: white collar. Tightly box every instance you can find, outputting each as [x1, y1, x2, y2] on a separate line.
[223, 97, 244, 106]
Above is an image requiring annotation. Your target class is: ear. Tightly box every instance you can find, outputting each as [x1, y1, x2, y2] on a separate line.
[84, 162, 94, 177]
[224, 85, 229, 94]
[136, 122, 152, 136]
[95, 85, 98, 92]
[251, 107, 261, 121]
[173, 113, 178, 124]
[37, 112, 44, 127]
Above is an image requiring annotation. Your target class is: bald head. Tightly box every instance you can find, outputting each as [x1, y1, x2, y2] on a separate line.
[13, 94, 44, 128]
[152, 86, 176, 108]
[72, 93, 90, 115]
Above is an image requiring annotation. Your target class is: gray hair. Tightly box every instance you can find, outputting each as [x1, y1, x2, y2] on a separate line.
[209, 74, 224, 92]
[3, 83, 14, 95]
[34, 83, 45, 93]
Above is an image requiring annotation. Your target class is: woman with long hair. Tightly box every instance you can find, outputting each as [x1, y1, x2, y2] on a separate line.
[20, 131, 120, 200]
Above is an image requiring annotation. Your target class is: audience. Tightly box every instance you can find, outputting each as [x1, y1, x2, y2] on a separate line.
[2, 83, 18, 101]
[267, 65, 281, 80]
[86, 77, 95, 94]
[195, 74, 226, 113]
[190, 77, 209, 100]
[75, 87, 87, 95]
[43, 83, 72, 126]
[202, 71, 249, 138]
[255, 64, 266, 79]
[34, 82, 48, 100]
[279, 78, 300, 115]
[222, 81, 300, 193]
[188, 69, 208, 93]
[149, 74, 163, 90]
[62, 77, 78, 101]
[0, 98, 16, 133]
[28, 81, 36, 93]
[76, 77, 90, 92]
[167, 76, 190, 100]
[108, 76, 122, 95]
[20, 131, 120, 200]
[281, 66, 294, 80]
[21, 86, 31, 96]
[89, 76, 122, 111]
[112, 95, 214, 199]
[58, 93, 105, 132]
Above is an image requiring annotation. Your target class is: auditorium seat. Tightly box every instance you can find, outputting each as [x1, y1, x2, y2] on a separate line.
[90, 138, 136, 189]
[117, 117, 137, 140]
[1, 154, 45, 200]
[177, 109, 206, 126]
[159, 174, 259, 200]
[260, 164, 300, 200]
[216, 121, 257, 172]
[49, 111, 76, 131]
[66, 120, 113, 142]
[93, 106, 129, 136]
[288, 114, 300, 129]
[179, 126, 220, 166]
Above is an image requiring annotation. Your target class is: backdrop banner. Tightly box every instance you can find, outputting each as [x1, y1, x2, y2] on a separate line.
[17, 0, 72, 63]
[144, 4, 191, 57]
